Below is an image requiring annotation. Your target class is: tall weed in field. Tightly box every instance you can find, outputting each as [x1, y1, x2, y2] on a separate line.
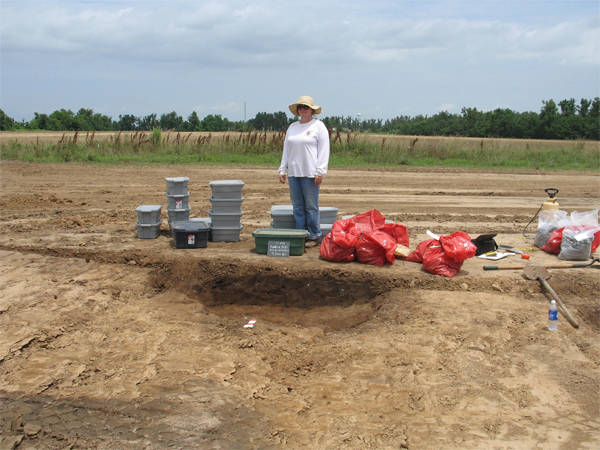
[1, 131, 598, 171]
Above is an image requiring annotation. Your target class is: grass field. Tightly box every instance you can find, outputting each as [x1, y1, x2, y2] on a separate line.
[1, 130, 598, 171]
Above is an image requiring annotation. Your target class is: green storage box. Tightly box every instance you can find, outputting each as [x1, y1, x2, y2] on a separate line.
[252, 228, 309, 256]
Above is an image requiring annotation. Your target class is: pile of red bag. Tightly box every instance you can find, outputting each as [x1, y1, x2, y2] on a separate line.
[319, 209, 477, 276]
[405, 231, 477, 278]
[319, 209, 408, 267]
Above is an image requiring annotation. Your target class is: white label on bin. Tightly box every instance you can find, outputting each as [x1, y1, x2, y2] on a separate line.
[188, 234, 195, 245]
[267, 241, 290, 257]
[176, 199, 183, 209]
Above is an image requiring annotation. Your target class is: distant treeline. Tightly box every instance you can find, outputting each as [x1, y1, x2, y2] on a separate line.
[1, 98, 598, 140]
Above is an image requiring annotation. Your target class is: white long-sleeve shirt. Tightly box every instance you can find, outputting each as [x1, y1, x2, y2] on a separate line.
[278, 119, 330, 178]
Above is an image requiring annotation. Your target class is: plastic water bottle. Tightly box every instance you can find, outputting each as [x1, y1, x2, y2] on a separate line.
[548, 300, 558, 331]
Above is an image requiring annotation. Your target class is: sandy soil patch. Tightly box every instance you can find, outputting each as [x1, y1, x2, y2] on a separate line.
[1, 161, 599, 449]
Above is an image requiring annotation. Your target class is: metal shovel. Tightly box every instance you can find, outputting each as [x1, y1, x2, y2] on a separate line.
[484, 257, 600, 271]
[523, 266, 580, 329]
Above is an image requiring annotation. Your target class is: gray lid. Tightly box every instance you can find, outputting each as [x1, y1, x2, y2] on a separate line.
[190, 217, 211, 224]
[171, 221, 209, 232]
[210, 224, 244, 230]
[252, 228, 309, 238]
[136, 205, 162, 212]
[208, 210, 243, 217]
[271, 209, 295, 217]
[270, 204, 293, 212]
[209, 196, 245, 202]
[165, 177, 189, 183]
[270, 205, 338, 213]
[208, 180, 245, 187]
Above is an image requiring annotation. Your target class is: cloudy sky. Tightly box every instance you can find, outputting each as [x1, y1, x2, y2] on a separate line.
[1, 0, 599, 123]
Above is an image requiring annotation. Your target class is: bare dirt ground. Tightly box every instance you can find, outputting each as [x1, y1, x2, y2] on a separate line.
[0, 161, 599, 450]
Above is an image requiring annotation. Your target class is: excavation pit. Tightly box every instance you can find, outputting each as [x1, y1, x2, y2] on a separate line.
[194, 273, 386, 331]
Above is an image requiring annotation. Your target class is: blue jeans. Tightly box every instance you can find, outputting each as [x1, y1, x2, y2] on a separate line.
[288, 176, 320, 240]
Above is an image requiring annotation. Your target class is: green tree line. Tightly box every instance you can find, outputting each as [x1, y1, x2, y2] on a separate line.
[322, 98, 599, 140]
[1, 98, 598, 140]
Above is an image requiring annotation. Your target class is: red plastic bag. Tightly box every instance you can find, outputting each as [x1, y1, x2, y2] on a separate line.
[406, 239, 437, 263]
[407, 232, 476, 278]
[540, 227, 564, 254]
[440, 231, 477, 261]
[319, 233, 356, 262]
[382, 223, 409, 247]
[541, 226, 599, 256]
[422, 242, 464, 278]
[355, 230, 397, 266]
[351, 209, 386, 234]
[330, 219, 362, 248]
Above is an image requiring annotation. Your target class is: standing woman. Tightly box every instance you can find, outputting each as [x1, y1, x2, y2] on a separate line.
[279, 96, 330, 248]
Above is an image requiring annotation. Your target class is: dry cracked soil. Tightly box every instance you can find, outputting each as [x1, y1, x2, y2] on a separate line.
[0, 161, 599, 450]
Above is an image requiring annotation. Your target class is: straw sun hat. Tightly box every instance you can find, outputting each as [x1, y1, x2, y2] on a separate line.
[289, 96, 322, 116]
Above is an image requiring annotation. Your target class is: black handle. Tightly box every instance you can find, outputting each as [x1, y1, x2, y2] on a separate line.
[483, 266, 498, 270]
[544, 188, 559, 198]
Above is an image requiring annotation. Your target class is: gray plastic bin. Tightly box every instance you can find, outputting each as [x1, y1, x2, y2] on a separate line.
[270, 205, 338, 225]
[270, 204, 294, 212]
[319, 223, 333, 242]
[270, 208, 295, 228]
[136, 220, 162, 239]
[209, 196, 244, 213]
[320, 207, 339, 224]
[209, 180, 245, 199]
[208, 210, 243, 228]
[136, 205, 162, 225]
[166, 192, 190, 210]
[165, 177, 190, 196]
[211, 225, 243, 242]
[272, 218, 297, 228]
[167, 206, 191, 222]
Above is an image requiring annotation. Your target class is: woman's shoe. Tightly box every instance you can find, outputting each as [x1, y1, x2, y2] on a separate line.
[305, 239, 319, 248]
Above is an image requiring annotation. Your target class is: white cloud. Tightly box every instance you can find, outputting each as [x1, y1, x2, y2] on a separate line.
[2, 1, 597, 68]
[437, 104, 456, 112]
[1, 0, 598, 121]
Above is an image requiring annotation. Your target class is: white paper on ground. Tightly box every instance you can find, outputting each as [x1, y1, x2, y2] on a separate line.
[477, 252, 515, 260]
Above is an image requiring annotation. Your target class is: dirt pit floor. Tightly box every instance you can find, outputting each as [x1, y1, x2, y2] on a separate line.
[0, 161, 599, 450]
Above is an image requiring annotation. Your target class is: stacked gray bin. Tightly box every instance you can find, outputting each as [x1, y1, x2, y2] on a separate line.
[135, 205, 163, 239]
[270, 205, 338, 241]
[165, 177, 191, 232]
[208, 180, 244, 242]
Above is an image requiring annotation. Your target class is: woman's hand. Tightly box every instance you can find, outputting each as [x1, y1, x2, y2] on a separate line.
[314, 176, 323, 186]
[279, 174, 287, 184]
